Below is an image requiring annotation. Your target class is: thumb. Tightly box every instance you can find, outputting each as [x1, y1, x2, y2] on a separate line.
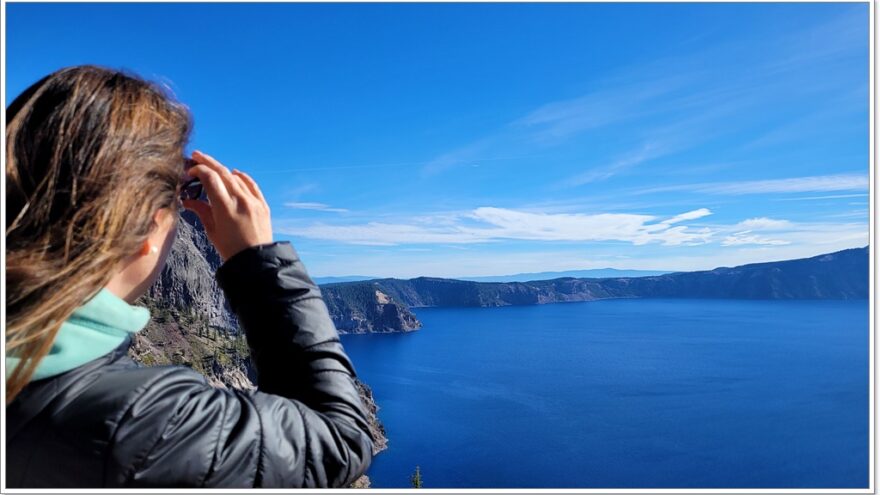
[182, 199, 215, 233]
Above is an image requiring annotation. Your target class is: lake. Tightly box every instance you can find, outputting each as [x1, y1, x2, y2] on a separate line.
[340, 298, 869, 488]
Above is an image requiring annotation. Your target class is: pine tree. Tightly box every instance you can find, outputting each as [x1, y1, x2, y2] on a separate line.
[410, 466, 422, 488]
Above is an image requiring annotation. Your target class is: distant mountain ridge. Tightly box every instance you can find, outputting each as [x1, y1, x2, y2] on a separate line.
[313, 275, 379, 284]
[319, 246, 869, 332]
[457, 268, 671, 282]
[314, 268, 670, 285]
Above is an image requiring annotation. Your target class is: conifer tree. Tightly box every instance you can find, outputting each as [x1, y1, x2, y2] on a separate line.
[410, 466, 422, 488]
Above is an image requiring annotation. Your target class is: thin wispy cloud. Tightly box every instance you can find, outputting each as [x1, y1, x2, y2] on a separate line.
[510, 76, 690, 146]
[819, 210, 870, 219]
[775, 193, 869, 201]
[759, 6, 866, 74]
[662, 208, 713, 225]
[284, 202, 349, 213]
[733, 217, 793, 230]
[714, 217, 864, 247]
[563, 141, 673, 187]
[721, 233, 790, 247]
[742, 85, 867, 151]
[637, 173, 869, 196]
[700, 174, 869, 195]
[420, 137, 495, 176]
[283, 182, 320, 198]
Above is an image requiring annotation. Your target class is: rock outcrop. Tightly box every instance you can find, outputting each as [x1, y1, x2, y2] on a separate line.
[145, 210, 238, 332]
[321, 282, 421, 333]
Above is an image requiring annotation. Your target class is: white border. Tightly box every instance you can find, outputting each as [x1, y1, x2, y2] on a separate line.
[0, 0, 876, 493]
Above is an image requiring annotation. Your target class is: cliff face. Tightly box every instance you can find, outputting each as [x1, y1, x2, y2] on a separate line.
[366, 276, 627, 308]
[321, 282, 421, 333]
[145, 211, 238, 332]
[130, 211, 388, 482]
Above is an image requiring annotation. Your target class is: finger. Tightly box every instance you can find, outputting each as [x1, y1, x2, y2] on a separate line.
[187, 164, 232, 208]
[232, 170, 266, 203]
[225, 170, 250, 200]
[192, 150, 248, 200]
[192, 150, 231, 175]
[181, 199, 215, 232]
[229, 173, 253, 201]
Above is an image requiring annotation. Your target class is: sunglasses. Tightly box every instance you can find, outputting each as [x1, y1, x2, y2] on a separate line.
[180, 158, 206, 202]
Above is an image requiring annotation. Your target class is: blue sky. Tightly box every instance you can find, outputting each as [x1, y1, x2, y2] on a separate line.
[6, 2, 870, 278]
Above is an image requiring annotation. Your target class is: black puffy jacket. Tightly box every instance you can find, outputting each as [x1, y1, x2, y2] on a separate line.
[6, 241, 374, 488]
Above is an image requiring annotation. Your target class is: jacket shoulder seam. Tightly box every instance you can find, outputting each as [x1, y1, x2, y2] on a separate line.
[240, 391, 265, 488]
[291, 400, 312, 488]
[200, 387, 228, 487]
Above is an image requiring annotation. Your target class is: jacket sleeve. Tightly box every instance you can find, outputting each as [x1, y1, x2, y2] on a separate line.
[114, 241, 373, 488]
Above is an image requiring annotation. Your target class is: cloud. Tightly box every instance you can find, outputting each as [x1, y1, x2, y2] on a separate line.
[639, 173, 869, 196]
[733, 217, 793, 230]
[283, 202, 349, 213]
[696, 174, 869, 195]
[661, 208, 713, 225]
[421, 138, 494, 176]
[721, 232, 791, 247]
[283, 182, 320, 198]
[563, 141, 674, 186]
[820, 210, 870, 219]
[511, 76, 689, 145]
[280, 206, 715, 246]
[775, 193, 869, 201]
[716, 216, 865, 248]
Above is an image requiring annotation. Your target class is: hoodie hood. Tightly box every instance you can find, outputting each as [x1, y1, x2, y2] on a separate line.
[6, 288, 150, 381]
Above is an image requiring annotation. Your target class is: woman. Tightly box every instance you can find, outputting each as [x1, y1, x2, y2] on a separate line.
[5, 65, 374, 487]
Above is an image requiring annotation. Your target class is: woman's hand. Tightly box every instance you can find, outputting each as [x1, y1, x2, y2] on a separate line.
[181, 150, 273, 261]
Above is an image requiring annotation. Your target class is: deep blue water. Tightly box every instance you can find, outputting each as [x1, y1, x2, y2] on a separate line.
[340, 299, 869, 488]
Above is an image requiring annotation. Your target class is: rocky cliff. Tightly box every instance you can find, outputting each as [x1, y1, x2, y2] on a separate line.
[321, 282, 421, 333]
[144, 211, 238, 332]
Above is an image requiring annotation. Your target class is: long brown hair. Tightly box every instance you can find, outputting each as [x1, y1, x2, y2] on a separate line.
[5, 65, 192, 402]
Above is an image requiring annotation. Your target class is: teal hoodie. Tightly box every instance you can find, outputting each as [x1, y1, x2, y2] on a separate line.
[6, 288, 151, 381]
